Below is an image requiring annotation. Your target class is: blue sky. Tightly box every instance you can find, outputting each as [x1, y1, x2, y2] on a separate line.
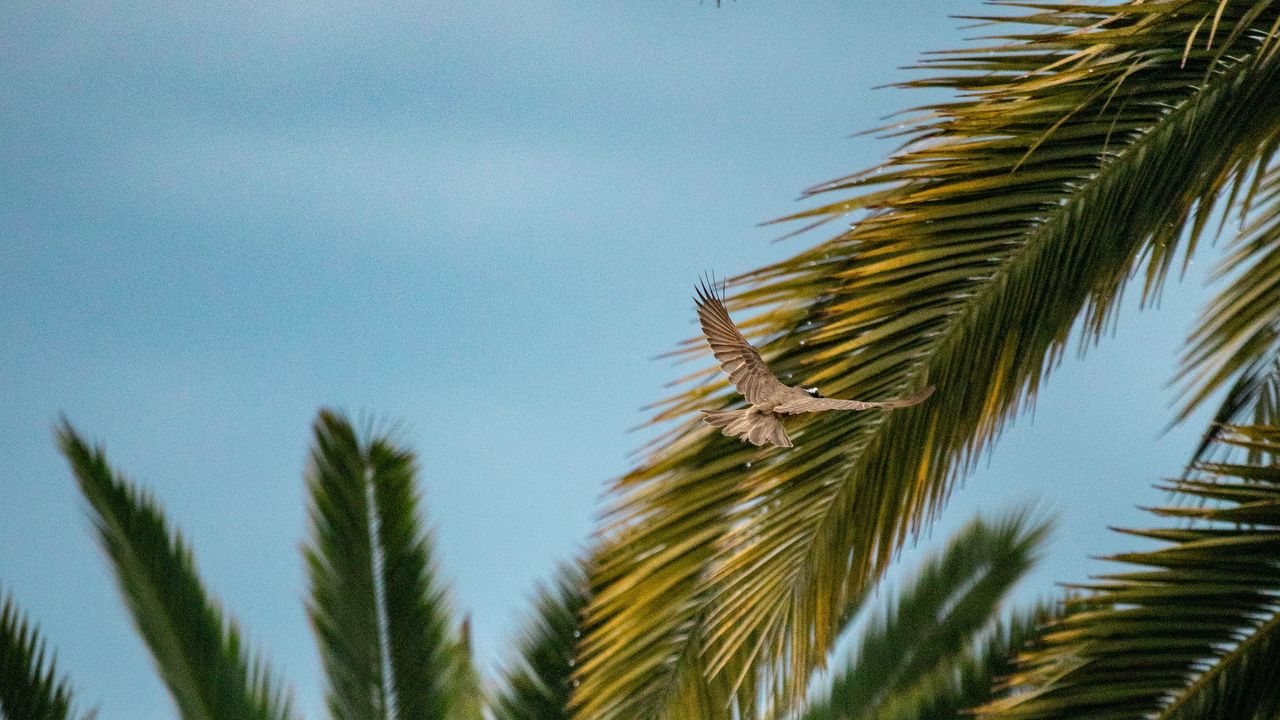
[1, 2, 1224, 718]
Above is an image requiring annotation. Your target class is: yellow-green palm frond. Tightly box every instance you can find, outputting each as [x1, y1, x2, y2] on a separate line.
[1178, 165, 1280, 463]
[980, 425, 1280, 720]
[576, 3, 1280, 719]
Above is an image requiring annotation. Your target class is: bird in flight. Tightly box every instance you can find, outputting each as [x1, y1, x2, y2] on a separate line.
[695, 279, 934, 448]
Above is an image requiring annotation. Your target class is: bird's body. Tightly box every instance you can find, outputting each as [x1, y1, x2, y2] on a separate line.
[695, 279, 933, 448]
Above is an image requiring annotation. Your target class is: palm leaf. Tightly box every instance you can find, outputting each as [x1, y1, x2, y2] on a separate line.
[492, 562, 590, 720]
[457, 619, 492, 720]
[799, 510, 1050, 720]
[1177, 165, 1280, 463]
[576, 4, 1280, 718]
[446, 619, 486, 720]
[0, 591, 81, 720]
[980, 425, 1280, 720]
[303, 409, 458, 720]
[57, 421, 295, 720]
[808, 606, 1054, 720]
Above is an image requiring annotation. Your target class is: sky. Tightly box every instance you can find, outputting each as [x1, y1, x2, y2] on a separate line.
[0, 1, 1227, 718]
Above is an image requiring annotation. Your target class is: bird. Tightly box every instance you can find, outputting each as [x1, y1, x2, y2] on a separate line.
[695, 278, 934, 448]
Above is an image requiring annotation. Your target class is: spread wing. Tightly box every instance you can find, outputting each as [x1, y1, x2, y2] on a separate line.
[774, 385, 935, 415]
[695, 280, 788, 405]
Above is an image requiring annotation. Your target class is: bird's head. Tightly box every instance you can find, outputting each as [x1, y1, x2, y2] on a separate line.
[803, 387, 823, 398]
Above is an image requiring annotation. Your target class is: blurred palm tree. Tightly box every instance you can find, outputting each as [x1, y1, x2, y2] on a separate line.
[0, 410, 541, 720]
[0, 414, 1051, 720]
[784, 511, 1052, 720]
[576, 2, 1280, 718]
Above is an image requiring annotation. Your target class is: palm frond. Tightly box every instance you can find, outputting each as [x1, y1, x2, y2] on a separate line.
[1177, 164, 1280, 463]
[447, 619, 486, 720]
[492, 562, 591, 720]
[799, 510, 1050, 720]
[980, 425, 1280, 720]
[0, 591, 80, 720]
[57, 421, 295, 720]
[577, 4, 1280, 718]
[303, 409, 457, 720]
[817, 605, 1053, 720]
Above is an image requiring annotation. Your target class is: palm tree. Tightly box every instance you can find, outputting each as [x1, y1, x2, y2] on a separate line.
[575, 2, 1280, 719]
[0, 419, 1051, 720]
[0, 410, 557, 720]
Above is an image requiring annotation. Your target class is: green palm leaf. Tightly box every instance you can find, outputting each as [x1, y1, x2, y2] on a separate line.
[800, 510, 1050, 720]
[806, 607, 1052, 720]
[448, 620, 486, 720]
[492, 562, 590, 720]
[1178, 166, 1280, 463]
[577, 4, 1280, 718]
[303, 409, 459, 720]
[981, 425, 1280, 720]
[0, 591, 82, 720]
[57, 421, 295, 720]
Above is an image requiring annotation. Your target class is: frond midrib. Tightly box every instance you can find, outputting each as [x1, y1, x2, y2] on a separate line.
[366, 466, 395, 719]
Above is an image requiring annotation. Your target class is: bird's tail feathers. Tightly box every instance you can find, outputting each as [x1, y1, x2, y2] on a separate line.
[701, 408, 792, 448]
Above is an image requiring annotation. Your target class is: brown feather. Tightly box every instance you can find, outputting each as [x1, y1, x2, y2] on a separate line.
[694, 280, 789, 406]
[700, 407, 792, 447]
